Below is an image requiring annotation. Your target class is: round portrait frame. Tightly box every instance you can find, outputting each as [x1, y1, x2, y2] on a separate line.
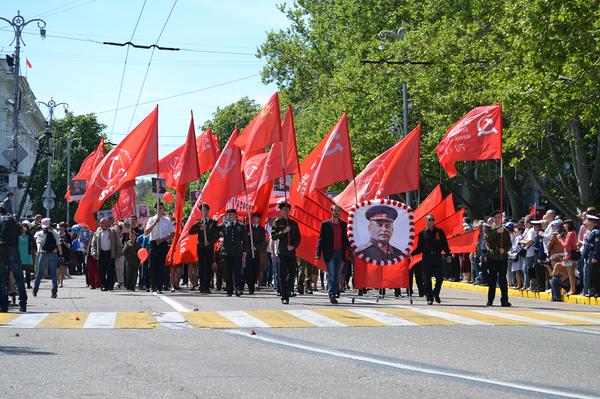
[347, 198, 415, 266]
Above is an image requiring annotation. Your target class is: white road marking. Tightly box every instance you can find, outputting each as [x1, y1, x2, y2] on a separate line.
[228, 329, 598, 399]
[400, 307, 493, 326]
[533, 311, 600, 324]
[83, 312, 117, 329]
[284, 310, 347, 327]
[155, 293, 192, 312]
[347, 308, 418, 326]
[155, 312, 193, 329]
[472, 310, 566, 326]
[3, 313, 49, 328]
[219, 311, 271, 328]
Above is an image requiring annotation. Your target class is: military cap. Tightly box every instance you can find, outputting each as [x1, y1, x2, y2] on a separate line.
[365, 205, 398, 223]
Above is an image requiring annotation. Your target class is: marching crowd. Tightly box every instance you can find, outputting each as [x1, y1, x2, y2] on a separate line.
[2, 195, 600, 313]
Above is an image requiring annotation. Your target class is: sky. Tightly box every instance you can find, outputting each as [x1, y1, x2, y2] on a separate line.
[1, 0, 289, 161]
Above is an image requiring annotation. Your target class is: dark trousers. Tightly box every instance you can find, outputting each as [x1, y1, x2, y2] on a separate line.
[98, 250, 115, 290]
[535, 261, 546, 290]
[149, 241, 168, 292]
[409, 261, 424, 296]
[245, 251, 261, 292]
[224, 255, 242, 295]
[197, 246, 214, 291]
[76, 252, 84, 274]
[421, 255, 443, 302]
[450, 256, 460, 281]
[487, 258, 509, 304]
[278, 254, 297, 301]
[591, 260, 600, 295]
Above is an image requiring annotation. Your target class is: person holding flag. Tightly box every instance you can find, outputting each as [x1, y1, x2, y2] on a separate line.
[215, 209, 247, 297]
[484, 210, 512, 307]
[189, 204, 219, 293]
[271, 202, 301, 304]
[144, 202, 175, 294]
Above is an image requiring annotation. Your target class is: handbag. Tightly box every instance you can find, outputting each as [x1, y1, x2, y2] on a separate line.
[517, 245, 529, 258]
[571, 249, 582, 262]
[507, 250, 519, 262]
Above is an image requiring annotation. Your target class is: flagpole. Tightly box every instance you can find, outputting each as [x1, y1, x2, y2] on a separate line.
[198, 177, 208, 244]
[280, 141, 291, 244]
[352, 177, 359, 204]
[244, 188, 255, 259]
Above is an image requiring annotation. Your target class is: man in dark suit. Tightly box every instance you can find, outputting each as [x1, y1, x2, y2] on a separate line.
[272, 202, 301, 304]
[316, 204, 351, 304]
[215, 209, 247, 297]
[189, 204, 220, 293]
[245, 212, 266, 294]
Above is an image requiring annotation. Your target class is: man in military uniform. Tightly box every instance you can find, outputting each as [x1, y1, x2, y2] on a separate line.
[484, 210, 512, 307]
[190, 204, 220, 293]
[245, 212, 266, 294]
[411, 213, 451, 305]
[215, 209, 247, 297]
[358, 206, 401, 262]
[271, 202, 301, 304]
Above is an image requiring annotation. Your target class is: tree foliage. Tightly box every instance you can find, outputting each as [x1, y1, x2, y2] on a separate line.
[257, 0, 600, 219]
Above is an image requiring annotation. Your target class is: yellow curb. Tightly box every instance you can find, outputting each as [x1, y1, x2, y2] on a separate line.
[441, 281, 599, 306]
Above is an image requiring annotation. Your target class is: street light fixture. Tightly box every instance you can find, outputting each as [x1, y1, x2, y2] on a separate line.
[37, 98, 69, 218]
[0, 11, 47, 193]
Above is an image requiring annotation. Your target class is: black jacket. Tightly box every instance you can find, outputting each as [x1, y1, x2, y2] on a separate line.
[316, 219, 350, 263]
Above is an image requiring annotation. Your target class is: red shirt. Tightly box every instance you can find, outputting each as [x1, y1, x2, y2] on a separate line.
[332, 220, 342, 250]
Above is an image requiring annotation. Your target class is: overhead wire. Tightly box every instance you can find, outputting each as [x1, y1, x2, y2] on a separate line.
[109, 0, 147, 140]
[127, 0, 178, 132]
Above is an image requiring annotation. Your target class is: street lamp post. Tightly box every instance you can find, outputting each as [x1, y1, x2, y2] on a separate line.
[36, 98, 69, 218]
[59, 136, 81, 224]
[0, 11, 46, 193]
[378, 26, 411, 206]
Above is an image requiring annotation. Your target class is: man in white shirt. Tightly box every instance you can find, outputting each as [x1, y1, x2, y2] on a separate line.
[91, 218, 123, 291]
[144, 202, 175, 294]
[542, 209, 556, 254]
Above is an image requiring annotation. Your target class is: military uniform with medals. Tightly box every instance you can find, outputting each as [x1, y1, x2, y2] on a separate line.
[216, 212, 247, 296]
[190, 215, 220, 293]
[271, 206, 301, 303]
[583, 215, 600, 297]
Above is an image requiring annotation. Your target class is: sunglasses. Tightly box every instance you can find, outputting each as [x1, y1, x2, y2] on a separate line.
[426, 219, 435, 222]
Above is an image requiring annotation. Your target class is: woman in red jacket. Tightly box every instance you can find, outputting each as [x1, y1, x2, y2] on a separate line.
[558, 219, 578, 296]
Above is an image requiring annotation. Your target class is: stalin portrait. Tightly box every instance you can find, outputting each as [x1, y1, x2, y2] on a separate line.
[357, 205, 402, 262]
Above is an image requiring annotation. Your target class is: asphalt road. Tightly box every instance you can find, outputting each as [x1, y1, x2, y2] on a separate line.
[2, 276, 600, 399]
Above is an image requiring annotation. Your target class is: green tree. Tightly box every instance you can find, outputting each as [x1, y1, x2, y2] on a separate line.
[200, 96, 264, 149]
[29, 112, 107, 224]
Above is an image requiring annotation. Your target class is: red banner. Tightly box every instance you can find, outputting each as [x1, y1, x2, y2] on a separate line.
[436, 103, 502, 177]
[66, 138, 107, 202]
[234, 92, 282, 155]
[159, 111, 201, 188]
[354, 257, 409, 289]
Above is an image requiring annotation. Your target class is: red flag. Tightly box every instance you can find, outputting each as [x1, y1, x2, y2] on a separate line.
[308, 112, 354, 194]
[202, 126, 245, 212]
[335, 124, 420, 211]
[354, 257, 409, 289]
[26, 59, 32, 68]
[197, 128, 218, 175]
[251, 183, 273, 227]
[256, 105, 300, 190]
[413, 185, 442, 221]
[413, 195, 455, 235]
[159, 112, 201, 188]
[436, 103, 502, 177]
[447, 229, 479, 253]
[66, 138, 107, 202]
[530, 205, 536, 218]
[290, 214, 327, 271]
[111, 186, 136, 220]
[74, 107, 159, 228]
[234, 92, 282, 155]
[243, 153, 268, 196]
[436, 209, 466, 238]
[213, 133, 221, 157]
[166, 184, 187, 266]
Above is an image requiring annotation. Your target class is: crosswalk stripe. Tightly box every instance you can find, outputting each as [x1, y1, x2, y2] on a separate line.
[376, 308, 460, 325]
[155, 312, 194, 329]
[83, 312, 117, 329]
[405, 308, 493, 326]
[532, 311, 600, 325]
[36, 312, 89, 329]
[219, 311, 272, 328]
[181, 311, 239, 329]
[438, 309, 535, 326]
[3, 313, 49, 328]
[348, 308, 418, 326]
[471, 310, 566, 325]
[0, 313, 22, 326]
[245, 310, 315, 328]
[555, 311, 600, 320]
[114, 312, 161, 329]
[312, 309, 388, 327]
[284, 310, 347, 327]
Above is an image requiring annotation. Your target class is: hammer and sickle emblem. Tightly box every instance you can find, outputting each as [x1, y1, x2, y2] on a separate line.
[215, 148, 235, 178]
[477, 113, 498, 136]
[323, 132, 344, 156]
[261, 104, 273, 118]
[202, 137, 211, 151]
